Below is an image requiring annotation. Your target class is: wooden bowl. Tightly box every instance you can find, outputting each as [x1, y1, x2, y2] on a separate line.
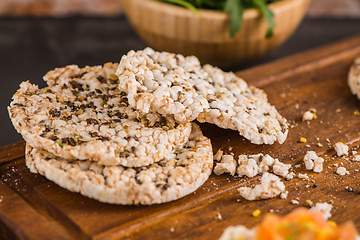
[120, 0, 310, 68]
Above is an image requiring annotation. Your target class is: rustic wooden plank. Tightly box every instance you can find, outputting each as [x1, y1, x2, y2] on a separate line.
[1, 34, 360, 240]
[0, 171, 73, 240]
[0, 158, 95, 240]
[0, 141, 25, 164]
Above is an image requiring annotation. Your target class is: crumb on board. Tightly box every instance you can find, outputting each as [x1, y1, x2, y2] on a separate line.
[214, 149, 224, 161]
[352, 155, 360, 162]
[280, 191, 289, 199]
[309, 202, 333, 220]
[302, 109, 317, 121]
[252, 209, 261, 217]
[214, 155, 236, 176]
[298, 173, 309, 180]
[303, 151, 324, 173]
[336, 167, 349, 176]
[285, 172, 295, 180]
[334, 142, 349, 156]
[238, 173, 285, 201]
[306, 199, 314, 207]
[346, 186, 356, 192]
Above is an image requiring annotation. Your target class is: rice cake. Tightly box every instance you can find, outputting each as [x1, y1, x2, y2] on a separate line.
[8, 63, 191, 167]
[25, 123, 213, 205]
[116, 48, 288, 144]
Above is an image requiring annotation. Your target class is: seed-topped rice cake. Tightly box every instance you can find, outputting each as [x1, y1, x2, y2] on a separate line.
[25, 123, 213, 205]
[8, 63, 191, 167]
[348, 56, 360, 100]
[116, 48, 288, 145]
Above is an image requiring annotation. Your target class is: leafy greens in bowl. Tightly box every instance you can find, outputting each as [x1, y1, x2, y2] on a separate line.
[120, 0, 310, 68]
[158, 0, 281, 38]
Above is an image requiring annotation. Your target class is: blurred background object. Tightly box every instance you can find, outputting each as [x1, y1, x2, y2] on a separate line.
[0, 0, 123, 16]
[307, 0, 360, 18]
[119, 0, 310, 68]
[0, 0, 360, 18]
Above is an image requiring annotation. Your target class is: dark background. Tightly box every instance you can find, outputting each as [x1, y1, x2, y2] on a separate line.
[1, 17, 360, 147]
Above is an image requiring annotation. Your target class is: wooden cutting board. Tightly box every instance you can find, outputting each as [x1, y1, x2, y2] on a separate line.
[2, 34, 360, 240]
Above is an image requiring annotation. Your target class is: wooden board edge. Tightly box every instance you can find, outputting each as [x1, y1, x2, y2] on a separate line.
[237, 34, 360, 87]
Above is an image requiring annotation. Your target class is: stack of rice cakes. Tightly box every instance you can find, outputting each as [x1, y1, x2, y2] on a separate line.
[8, 48, 288, 205]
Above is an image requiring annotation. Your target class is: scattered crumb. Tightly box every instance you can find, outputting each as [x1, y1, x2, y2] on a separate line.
[328, 221, 337, 227]
[217, 212, 223, 220]
[304, 151, 316, 170]
[345, 186, 355, 192]
[218, 225, 256, 240]
[236, 154, 277, 178]
[238, 173, 285, 201]
[280, 191, 289, 199]
[214, 155, 237, 176]
[298, 173, 309, 180]
[302, 110, 317, 121]
[306, 199, 314, 207]
[237, 155, 262, 178]
[214, 149, 224, 161]
[336, 167, 349, 176]
[334, 142, 349, 156]
[285, 172, 295, 180]
[272, 159, 291, 178]
[352, 155, 360, 162]
[299, 137, 307, 143]
[170, 227, 175, 233]
[309, 202, 333, 220]
[252, 209, 261, 217]
[291, 199, 299, 205]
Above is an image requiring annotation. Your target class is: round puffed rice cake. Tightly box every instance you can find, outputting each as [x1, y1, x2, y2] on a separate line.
[348, 56, 360, 99]
[25, 123, 213, 205]
[116, 48, 288, 144]
[9, 63, 191, 167]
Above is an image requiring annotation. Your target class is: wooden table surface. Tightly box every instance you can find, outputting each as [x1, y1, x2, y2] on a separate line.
[2, 34, 360, 240]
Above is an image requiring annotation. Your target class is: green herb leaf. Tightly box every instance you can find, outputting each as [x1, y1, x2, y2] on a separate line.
[252, 0, 275, 38]
[224, 0, 244, 38]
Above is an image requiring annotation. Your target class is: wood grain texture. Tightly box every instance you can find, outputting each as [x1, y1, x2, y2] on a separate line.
[2, 34, 360, 240]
